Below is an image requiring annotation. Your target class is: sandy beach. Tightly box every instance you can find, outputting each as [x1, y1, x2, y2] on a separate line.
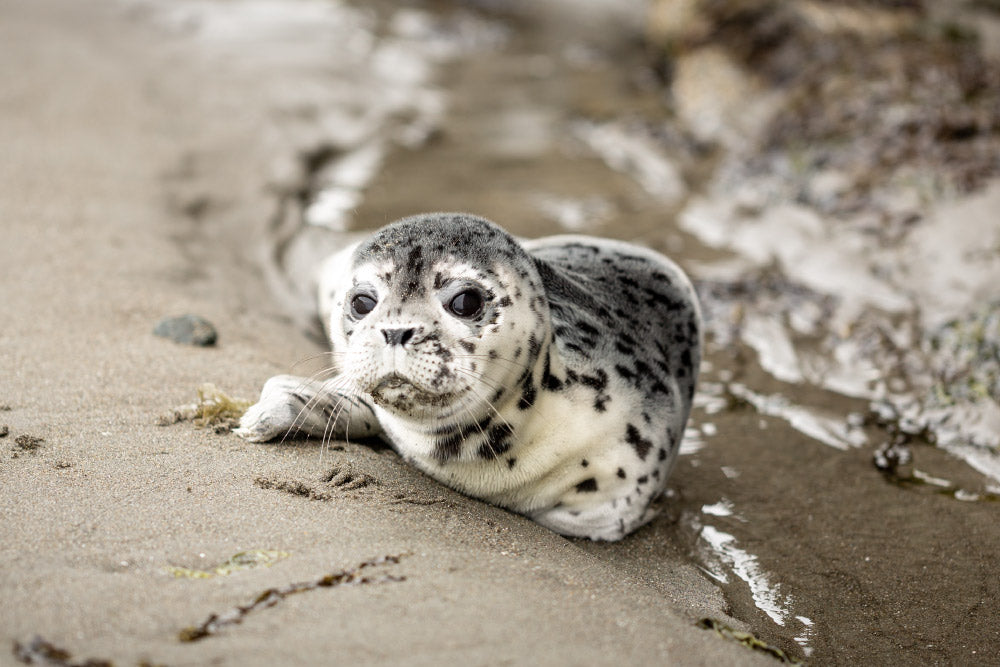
[0, 1, 765, 665]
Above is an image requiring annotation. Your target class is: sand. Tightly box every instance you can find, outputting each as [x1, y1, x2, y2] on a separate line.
[0, 1, 767, 665]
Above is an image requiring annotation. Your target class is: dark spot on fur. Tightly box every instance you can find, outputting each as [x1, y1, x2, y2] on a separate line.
[575, 478, 598, 493]
[527, 334, 541, 359]
[580, 369, 608, 392]
[625, 424, 653, 461]
[637, 475, 648, 484]
[581, 459, 589, 468]
[434, 432, 464, 461]
[617, 468, 626, 479]
[458, 340, 476, 353]
[541, 351, 563, 391]
[618, 275, 640, 290]
[407, 245, 424, 272]
[507, 457, 517, 469]
[615, 364, 636, 382]
[479, 423, 514, 459]
[518, 372, 536, 410]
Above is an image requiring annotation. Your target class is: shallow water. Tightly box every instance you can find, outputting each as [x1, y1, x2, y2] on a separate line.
[164, 0, 1000, 662]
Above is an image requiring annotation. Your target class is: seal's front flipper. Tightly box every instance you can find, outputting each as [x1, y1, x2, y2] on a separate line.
[234, 374, 380, 443]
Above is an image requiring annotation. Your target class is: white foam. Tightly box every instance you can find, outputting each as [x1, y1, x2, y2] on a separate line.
[728, 384, 868, 451]
[700, 525, 790, 626]
[573, 121, 686, 205]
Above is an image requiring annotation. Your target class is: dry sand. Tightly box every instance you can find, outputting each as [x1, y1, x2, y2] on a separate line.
[0, 1, 766, 664]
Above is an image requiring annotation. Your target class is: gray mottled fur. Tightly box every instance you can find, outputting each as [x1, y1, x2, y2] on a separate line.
[238, 213, 701, 540]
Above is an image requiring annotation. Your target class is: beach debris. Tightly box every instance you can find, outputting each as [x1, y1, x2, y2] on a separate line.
[873, 441, 999, 503]
[696, 618, 802, 664]
[13, 435, 44, 452]
[873, 440, 913, 478]
[166, 549, 290, 579]
[12, 635, 112, 667]
[157, 383, 252, 432]
[178, 554, 407, 642]
[153, 314, 218, 346]
[0, 425, 8, 438]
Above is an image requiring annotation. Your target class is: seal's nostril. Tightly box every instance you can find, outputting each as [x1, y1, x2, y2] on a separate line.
[382, 328, 415, 346]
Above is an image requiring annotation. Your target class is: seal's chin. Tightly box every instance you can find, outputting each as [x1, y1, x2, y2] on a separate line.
[367, 373, 456, 413]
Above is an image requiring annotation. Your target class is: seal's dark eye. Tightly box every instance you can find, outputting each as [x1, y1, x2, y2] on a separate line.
[448, 289, 483, 318]
[351, 294, 377, 318]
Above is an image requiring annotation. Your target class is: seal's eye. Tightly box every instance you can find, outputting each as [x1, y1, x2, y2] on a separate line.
[351, 294, 377, 318]
[448, 289, 483, 318]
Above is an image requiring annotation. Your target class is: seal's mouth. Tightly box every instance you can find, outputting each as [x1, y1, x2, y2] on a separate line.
[368, 373, 455, 410]
[374, 374, 411, 391]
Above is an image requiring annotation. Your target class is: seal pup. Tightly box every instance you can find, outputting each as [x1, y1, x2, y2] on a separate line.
[237, 213, 701, 540]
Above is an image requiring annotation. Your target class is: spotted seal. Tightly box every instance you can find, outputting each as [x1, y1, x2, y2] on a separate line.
[237, 213, 701, 540]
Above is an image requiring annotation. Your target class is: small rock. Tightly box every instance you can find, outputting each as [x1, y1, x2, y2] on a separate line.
[154, 314, 218, 347]
[873, 440, 913, 478]
[0, 425, 8, 438]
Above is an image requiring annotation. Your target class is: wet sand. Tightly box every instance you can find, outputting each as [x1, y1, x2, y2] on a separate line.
[0, 1, 764, 665]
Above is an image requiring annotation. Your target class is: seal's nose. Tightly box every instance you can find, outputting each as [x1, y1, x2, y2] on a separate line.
[382, 328, 415, 346]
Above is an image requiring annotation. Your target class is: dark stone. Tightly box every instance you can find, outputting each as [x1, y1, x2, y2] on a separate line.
[154, 314, 218, 347]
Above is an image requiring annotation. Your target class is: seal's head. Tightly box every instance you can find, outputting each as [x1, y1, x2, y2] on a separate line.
[327, 214, 549, 424]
